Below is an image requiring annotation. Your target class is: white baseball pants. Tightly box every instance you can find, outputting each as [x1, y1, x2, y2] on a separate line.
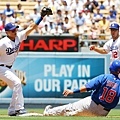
[45, 96, 109, 116]
[0, 66, 24, 114]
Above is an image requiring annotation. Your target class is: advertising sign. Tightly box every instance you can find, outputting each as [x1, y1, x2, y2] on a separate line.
[0, 53, 110, 99]
[20, 35, 79, 52]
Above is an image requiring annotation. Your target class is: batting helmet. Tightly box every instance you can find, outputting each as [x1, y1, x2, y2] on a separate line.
[109, 60, 120, 73]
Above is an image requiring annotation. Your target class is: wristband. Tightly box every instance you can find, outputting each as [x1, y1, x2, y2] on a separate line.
[73, 89, 80, 93]
[35, 17, 43, 25]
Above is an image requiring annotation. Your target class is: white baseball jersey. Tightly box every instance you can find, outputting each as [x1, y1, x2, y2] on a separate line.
[0, 30, 27, 66]
[0, 30, 27, 115]
[103, 37, 120, 63]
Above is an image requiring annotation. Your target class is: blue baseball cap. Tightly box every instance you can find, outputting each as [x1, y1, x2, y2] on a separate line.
[109, 23, 119, 30]
[109, 60, 120, 73]
[5, 23, 19, 31]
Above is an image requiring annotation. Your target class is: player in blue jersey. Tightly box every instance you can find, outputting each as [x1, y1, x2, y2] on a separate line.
[43, 60, 120, 116]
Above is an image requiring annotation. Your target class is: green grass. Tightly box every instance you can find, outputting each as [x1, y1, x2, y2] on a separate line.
[0, 109, 120, 120]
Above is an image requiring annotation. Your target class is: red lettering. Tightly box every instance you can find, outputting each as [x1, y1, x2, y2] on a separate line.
[20, 38, 78, 52]
[20, 40, 34, 50]
[49, 39, 63, 50]
[63, 39, 76, 50]
[34, 40, 49, 50]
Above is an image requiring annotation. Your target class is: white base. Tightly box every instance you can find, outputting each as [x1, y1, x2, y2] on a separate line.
[17, 113, 43, 117]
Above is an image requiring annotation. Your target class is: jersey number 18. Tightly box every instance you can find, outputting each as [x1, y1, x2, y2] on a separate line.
[100, 87, 116, 103]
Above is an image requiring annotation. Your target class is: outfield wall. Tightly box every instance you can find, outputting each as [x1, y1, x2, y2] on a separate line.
[0, 52, 111, 105]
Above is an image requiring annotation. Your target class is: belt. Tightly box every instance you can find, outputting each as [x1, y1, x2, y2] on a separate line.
[0, 64, 12, 69]
[93, 100, 110, 112]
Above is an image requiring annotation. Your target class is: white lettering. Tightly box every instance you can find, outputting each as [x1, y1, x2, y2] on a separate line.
[66, 65, 74, 77]
[78, 65, 90, 77]
[64, 79, 72, 90]
[71, 80, 79, 90]
[44, 64, 52, 77]
[79, 79, 87, 87]
[35, 79, 42, 92]
[44, 64, 74, 77]
[34, 79, 60, 92]
[52, 65, 58, 77]
[64, 79, 90, 90]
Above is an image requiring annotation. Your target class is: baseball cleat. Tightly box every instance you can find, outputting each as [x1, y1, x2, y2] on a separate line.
[16, 109, 27, 116]
[43, 105, 52, 116]
[8, 109, 27, 116]
[8, 112, 17, 116]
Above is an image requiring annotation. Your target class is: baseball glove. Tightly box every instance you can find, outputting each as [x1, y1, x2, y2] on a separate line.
[41, 7, 53, 17]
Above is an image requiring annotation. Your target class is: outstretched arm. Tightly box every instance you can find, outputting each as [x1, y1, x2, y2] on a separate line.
[25, 7, 53, 36]
[89, 45, 108, 54]
[63, 85, 87, 97]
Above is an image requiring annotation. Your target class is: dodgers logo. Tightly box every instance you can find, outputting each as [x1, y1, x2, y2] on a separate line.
[6, 43, 20, 55]
[112, 24, 115, 26]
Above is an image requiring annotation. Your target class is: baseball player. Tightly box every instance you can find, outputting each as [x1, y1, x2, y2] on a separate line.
[0, 7, 52, 116]
[43, 59, 120, 116]
[89, 22, 120, 63]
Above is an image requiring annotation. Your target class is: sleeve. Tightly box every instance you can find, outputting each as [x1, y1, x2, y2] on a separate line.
[103, 41, 111, 53]
[0, 42, 5, 54]
[17, 30, 27, 42]
[85, 74, 105, 91]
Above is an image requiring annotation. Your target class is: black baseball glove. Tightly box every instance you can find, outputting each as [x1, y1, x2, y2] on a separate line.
[41, 7, 53, 17]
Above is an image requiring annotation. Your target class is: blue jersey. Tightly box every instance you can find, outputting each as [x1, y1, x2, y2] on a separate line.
[85, 74, 120, 109]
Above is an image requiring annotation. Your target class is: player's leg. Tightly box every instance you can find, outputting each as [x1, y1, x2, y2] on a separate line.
[89, 100, 110, 116]
[64, 96, 93, 116]
[66, 97, 109, 116]
[43, 103, 75, 116]
[43, 96, 92, 116]
[0, 67, 26, 116]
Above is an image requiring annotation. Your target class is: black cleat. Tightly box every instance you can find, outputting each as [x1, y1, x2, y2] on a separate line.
[8, 109, 27, 116]
[9, 113, 17, 116]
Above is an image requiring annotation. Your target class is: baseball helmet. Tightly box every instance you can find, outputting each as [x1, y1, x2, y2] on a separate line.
[109, 60, 120, 73]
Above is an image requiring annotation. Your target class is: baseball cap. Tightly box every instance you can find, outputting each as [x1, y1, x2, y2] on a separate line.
[109, 60, 120, 73]
[5, 23, 19, 31]
[109, 23, 119, 30]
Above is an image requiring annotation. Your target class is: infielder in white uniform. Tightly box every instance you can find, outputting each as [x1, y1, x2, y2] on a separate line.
[89, 22, 120, 63]
[0, 7, 52, 116]
[43, 60, 120, 116]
